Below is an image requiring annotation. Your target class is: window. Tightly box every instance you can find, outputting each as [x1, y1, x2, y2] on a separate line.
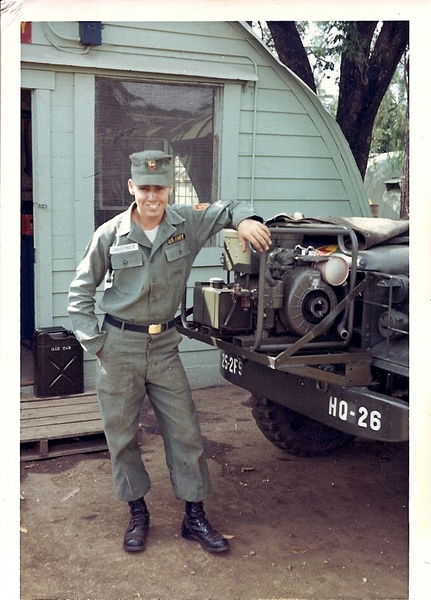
[94, 78, 219, 228]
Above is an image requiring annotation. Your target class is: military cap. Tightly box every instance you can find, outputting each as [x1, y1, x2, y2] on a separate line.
[129, 150, 173, 186]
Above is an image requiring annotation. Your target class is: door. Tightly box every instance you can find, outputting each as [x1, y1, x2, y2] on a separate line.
[21, 89, 35, 346]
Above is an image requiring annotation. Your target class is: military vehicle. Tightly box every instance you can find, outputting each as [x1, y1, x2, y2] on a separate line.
[176, 214, 409, 456]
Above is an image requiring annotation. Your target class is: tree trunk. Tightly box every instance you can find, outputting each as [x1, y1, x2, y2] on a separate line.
[399, 57, 409, 219]
[266, 21, 316, 93]
[266, 21, 408, 182]
[336, 21, 409, 178]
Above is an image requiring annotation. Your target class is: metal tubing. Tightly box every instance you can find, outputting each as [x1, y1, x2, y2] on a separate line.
[251, 246, 268, 351]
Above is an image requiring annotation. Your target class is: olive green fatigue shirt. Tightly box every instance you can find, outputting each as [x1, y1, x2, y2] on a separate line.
[68, 199, 261, 352]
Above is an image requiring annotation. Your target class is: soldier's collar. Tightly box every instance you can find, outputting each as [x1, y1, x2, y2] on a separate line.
[164, 204, 185, 226]
[116, 202, 137, 236]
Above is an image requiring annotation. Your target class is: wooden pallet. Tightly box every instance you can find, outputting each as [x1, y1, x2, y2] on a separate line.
[20, 392, 108, 461]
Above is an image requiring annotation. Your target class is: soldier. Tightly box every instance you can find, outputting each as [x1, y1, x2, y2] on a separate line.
[68, 150, 271, 553]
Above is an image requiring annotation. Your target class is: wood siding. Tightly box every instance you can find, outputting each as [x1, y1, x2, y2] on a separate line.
[21, 21, 369, 389]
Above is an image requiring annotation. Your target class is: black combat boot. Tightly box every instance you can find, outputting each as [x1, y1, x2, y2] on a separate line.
[181, 501, 230, 553]
[123, 498, 150, 552]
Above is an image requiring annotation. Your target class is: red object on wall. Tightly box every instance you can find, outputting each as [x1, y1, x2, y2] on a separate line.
[21, 22, 32, 44]
[21, 214, 34, 236]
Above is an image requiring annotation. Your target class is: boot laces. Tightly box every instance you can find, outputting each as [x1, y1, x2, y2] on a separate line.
[186, 502, 211, 531]
[129, 500, 148, 528]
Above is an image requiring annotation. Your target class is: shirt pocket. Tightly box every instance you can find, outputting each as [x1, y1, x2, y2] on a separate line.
[111, 250, 144, 294]
[164, 240, 191, 287]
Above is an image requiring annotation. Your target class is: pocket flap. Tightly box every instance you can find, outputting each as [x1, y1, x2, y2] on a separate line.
[111, 250, 143, 269]
[164, 240, 191, 262]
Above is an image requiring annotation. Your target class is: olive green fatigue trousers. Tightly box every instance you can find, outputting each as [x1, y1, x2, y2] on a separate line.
[96, 320, 211, 503]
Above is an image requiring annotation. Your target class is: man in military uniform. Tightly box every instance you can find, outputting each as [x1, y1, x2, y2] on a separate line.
[68, 150, 271, 554]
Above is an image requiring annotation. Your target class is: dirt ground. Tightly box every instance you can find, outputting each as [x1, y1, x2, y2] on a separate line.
[20, 385, 409, 600]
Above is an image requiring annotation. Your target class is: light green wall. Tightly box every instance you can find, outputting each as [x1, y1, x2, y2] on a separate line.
[21, 21, 370, 390]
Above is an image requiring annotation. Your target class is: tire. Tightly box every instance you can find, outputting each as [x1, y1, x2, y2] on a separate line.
[250, 393, 354, 457]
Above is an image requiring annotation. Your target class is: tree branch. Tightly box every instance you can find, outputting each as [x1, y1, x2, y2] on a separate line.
[267, 21, 316, 93]
[337, 21, 409, 177]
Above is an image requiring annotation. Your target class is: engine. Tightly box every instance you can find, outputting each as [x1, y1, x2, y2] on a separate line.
[193, 227, 352, 342]
[191, 221, 409, 359]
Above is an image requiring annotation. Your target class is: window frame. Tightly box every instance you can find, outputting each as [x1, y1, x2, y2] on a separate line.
[94, 76, 222, 225]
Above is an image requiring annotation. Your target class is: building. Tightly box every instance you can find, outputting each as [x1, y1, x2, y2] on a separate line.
[21, 21, 370, 389]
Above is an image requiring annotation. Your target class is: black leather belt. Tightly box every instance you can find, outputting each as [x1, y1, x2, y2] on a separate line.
[105, 314, 175, 334]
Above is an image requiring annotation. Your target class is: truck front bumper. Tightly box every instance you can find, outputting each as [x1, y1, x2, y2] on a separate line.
[220, 350, 408, 442]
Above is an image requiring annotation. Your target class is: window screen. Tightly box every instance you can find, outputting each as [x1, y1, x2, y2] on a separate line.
[94, 78, 218, 228]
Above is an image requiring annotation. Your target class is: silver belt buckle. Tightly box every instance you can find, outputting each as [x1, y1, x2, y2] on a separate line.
[148, 323, 162, 334]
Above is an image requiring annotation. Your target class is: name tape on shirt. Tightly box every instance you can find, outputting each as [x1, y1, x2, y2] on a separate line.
[167, 233, 186, 245]
[109, 243, 139, 254]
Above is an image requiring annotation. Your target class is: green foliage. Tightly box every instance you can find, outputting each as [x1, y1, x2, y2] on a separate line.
[370, 62, 407, 155]
[371, 90, 406, 154]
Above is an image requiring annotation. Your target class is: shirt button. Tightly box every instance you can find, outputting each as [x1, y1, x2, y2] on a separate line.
[123, 259, 128, 265]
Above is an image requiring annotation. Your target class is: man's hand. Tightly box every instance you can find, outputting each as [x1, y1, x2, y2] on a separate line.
[237, 219, 271, 253]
